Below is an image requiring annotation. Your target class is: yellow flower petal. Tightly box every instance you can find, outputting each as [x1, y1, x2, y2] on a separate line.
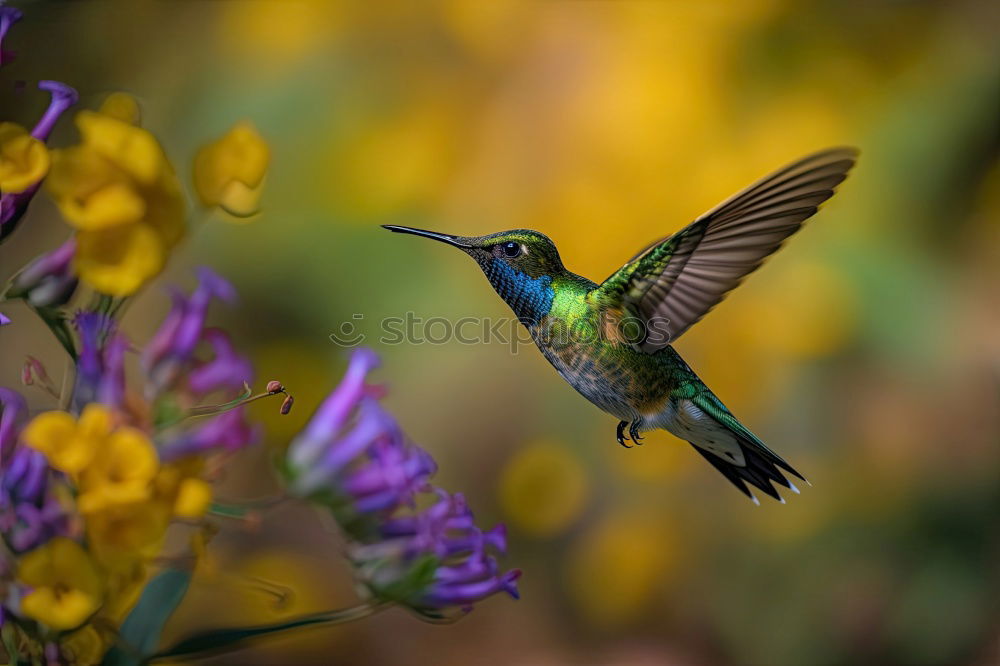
[75, 222, 166, 296]
[78, 427, 159, 513]
[47, 146, 142, 230]
[86, 502, 170, 569]
[75, 181, 148, 230]
[75, 111, 164, 186]
[193, 121, 269, 214]
[21, 588, 98, 631]
[143, 171, 187, 247]
[0, 122, 50, 193]
[22, 410, 95, 473]
[217, 177, 267, 219]
[17, 538, 103, 631]
[78, 404, 113, 439]
[173, 478, 213, 518]
[99, 92, 141, 126]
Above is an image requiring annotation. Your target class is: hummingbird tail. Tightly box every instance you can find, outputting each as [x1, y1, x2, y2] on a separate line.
[683, 393, 806, 504]
[691, 440, 804, 505]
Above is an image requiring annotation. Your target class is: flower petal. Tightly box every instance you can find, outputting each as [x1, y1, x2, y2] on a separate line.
[75, 222, 166, 296]
[22, 410, 93, 473]
[0, 122, 50, 193]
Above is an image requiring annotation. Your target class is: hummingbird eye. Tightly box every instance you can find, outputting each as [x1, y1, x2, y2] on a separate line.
[501, 241, 522, 258]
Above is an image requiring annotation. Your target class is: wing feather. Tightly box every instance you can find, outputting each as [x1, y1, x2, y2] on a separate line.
[595, 147, 858, 352]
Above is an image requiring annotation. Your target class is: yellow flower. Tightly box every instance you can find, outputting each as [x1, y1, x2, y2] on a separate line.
[46, 108, 185, 296]
[173, 478, 213, 518]
[74, 223, 166, 297]
[22, 404, 161, 515]
[154, 460, 213, 519]
[0, 122, 50, 193]
[46, 145, 147, 231]
[193, 121, 269, 217]
[17, 538, 104, 631]
[98, 92, 141, 125]
[22, 404, 112, 474]
[86, 502, 169, 570]
[77, 427, 159, 513]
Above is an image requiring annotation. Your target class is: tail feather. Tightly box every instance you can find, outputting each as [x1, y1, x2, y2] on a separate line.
[692, 436, 803, 503]
[686, 392, 806, 503]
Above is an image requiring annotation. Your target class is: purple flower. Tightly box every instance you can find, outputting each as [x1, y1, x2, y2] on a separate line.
[0, 81, 78, 241]
[349, 488, 519, 615]
[0, 387, 68, 553]
[4, 238, 77, 307]
[158, 408, 259, 462]
[342, 433, 437, 514]
[143, 268, 237, 396]
[31, 81, 79, 141]
[420, 560, 521, 609]
[286, 348, 519, 617]
[287, 347, 380, 473]
[0, 386, 27, 459]
[187, 328, 253, 395]
[0, 5, 22, 66]
[0, 313, 9, 326]
[72, 312, 128, 409]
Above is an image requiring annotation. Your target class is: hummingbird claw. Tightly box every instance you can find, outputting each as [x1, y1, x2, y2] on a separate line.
[628, 420, 644, 444]
[616, 421, 632, 448]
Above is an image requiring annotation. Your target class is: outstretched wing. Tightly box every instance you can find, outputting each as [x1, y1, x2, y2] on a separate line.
[594, 147, 858, 353]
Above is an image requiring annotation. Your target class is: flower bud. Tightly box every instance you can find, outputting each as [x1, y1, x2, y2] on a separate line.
[193, 121, 269, 217]
[5, 239, 77, 308]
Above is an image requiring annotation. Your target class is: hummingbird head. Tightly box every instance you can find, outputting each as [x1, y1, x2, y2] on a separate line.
[382, 225, 565, 323]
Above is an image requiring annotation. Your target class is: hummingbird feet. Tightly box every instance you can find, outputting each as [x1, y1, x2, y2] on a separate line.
[629, 419, 644, 444]
[616, 420, 644, 448]
[616, 421, 632, 448]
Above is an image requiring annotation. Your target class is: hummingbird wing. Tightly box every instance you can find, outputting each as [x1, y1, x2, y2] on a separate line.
[594, 147, 858, 352]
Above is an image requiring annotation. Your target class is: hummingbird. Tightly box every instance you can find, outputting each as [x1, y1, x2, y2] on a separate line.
[384, 147, 858, 504]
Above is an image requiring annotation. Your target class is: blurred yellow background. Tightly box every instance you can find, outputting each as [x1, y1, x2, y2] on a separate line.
[2, 1, 998, 664]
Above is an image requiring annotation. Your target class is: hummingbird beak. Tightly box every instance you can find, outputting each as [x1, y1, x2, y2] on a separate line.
[381, 225, 474, 249]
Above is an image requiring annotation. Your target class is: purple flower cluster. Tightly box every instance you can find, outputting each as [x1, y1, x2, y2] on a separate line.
[0, 389, 70, 553]
[142, 269, 260, 460]
[286, 348, 520, 618]
[62, 269, 260, 461]
[143, 267, 240, 396]
[72, 312, 128, 409]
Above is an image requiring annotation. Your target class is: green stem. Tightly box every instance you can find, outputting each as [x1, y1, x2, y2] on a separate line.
[209, 495, 289, 518]
[148, 601, 390, 662]
[34, 306, 77, 360]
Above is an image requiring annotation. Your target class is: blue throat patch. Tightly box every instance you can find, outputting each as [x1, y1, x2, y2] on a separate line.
[487, 259, 554, 325]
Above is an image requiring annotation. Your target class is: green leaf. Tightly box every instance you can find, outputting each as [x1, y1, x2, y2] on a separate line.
[102, 568, 191, 666]
[1, 624, 26, 665]
[149, 603, 384, 662]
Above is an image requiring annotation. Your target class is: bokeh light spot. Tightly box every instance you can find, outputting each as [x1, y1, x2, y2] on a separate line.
[499, 439, 589, 537]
